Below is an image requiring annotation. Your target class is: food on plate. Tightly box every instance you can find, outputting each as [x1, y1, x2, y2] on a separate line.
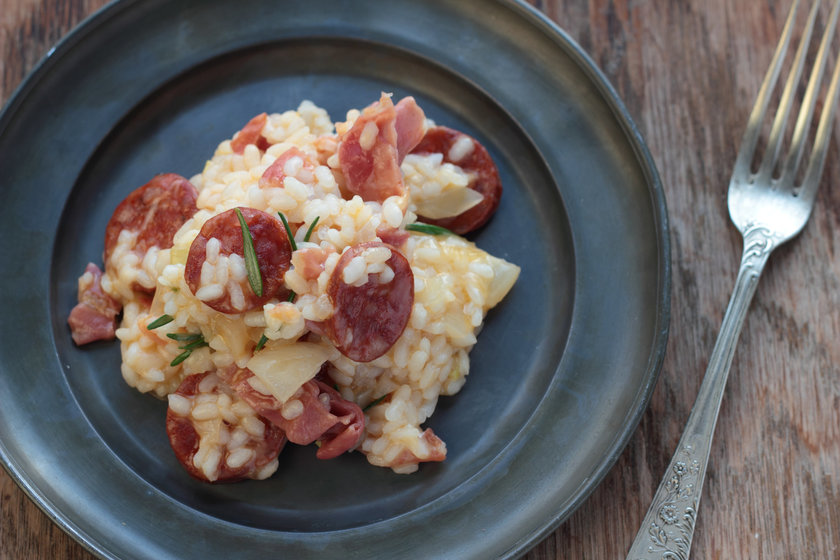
[407, 125, 503, 234]
[68, 93, 519, 480]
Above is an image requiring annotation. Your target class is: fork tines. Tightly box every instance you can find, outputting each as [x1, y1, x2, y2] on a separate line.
[735, 0, 840, 201]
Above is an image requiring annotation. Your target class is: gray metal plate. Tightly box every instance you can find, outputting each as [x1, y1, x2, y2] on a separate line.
[0, 1, 669, 558]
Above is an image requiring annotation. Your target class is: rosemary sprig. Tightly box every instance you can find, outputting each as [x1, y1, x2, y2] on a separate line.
[168, 333, 208, 367]
[405, 222, 454, 236]
[235, 208, 263, 297]
[179, 338, 209, 351]
[363, 394, 388, 411]
[277, 211, 297, 251]
[303, 216, 320, 242]
[170, 351, 192, 367]
[166, 332, 203, 342]
[146, 314, 174, 330]
[255, 334, 268, 351]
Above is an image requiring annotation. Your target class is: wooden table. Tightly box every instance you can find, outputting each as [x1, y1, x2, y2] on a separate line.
[2, 1, 839, 558]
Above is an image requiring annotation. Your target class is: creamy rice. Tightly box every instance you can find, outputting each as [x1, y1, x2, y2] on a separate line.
[103, 98, 519, 475]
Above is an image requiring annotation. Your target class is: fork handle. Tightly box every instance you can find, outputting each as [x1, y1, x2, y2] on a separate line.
[626, 226, 777, 560]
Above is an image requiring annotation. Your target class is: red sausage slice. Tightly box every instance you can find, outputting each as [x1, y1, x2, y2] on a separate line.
[166, 372, 286, 483]
[103, 173, 199, 267]
[409, 126, 502, 234]
[323, 241, 413, 362]
[219, 368, 364, 459]
[230, 113, 270, 154]
[185, 207, 292, 314]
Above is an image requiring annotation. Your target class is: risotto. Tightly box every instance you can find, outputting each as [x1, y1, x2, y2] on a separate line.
[68, 93, 519, 481]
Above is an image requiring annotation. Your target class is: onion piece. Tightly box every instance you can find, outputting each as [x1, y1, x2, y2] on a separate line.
[246, 342, 329, 403]
[413, 186, 484, 220]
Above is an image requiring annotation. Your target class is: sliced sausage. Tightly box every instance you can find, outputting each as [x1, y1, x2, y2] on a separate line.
[230, 113, 270, 154]
[323, 241, 413, 362]
[166, 372, 286, 483]
[410, 126, 502, 234]
[103, 173, 199, 266]
[185, 207, 292, 314]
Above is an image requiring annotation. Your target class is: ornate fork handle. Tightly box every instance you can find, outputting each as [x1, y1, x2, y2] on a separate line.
[626, 225, 778, 560]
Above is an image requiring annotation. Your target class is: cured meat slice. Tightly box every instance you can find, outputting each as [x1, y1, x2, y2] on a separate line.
[337, 94, 426, 203]
[103, 173, 199, 290]
[166, 372, 285, 483]
[410, 126, 502, 234]
[394, 96, 426, 162]
[322, 241, 413, 362]
[259, 147, 316, 189]
[230, 113, 270, 154]
[67, 263, 121, 345]
[375, 226, 410, 249]
[185, 207, 292, 314]
[220, 368, 364, 460]
[388, 428, 447, 469]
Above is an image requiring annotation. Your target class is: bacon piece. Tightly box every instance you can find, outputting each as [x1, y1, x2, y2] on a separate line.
[220, 367, 364, 459]
[376, 226, 410, 249]
[293, 246, 334, 282]
[394, 96, 426, 162]
[259, 147, 316, 189]
[337, 94, 426, 203]
[230, 113, 270, 154]
[389, 429, 447, 469]
[68, 263, 121, 345]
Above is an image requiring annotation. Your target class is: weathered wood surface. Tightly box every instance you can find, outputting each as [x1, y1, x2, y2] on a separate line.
[2, 1, 838, 558]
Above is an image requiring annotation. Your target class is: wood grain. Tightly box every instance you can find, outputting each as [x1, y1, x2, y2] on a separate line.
[2, 1, 839, 558]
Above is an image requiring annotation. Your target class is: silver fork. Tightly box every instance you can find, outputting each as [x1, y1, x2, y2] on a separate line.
[626, 1, 840, 558]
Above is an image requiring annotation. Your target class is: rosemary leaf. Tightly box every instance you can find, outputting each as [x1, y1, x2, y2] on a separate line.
[405, 222, 454, 236]
[179, 338, 209, 351]
[235, 208, 263, 297]
[277, 211, 298, 251]
[363, 394, 388, 411]
[255, 334, 268, 351]
[287, 290, 297, 303]
[166, 332, 203, 342]
[303, 216, 320, 242]
[147, 314, 174, 330]
[170, 350, 192, 367]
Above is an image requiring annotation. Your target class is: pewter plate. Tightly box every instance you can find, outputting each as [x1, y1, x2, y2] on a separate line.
[0, 0, 669, 558]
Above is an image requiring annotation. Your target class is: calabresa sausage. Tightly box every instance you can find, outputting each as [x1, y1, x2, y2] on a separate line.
[103, 173, 199, 290]
[322, 241, 414, 362]
[409, 126, 502, 234]
[166, 372, 285, 483]
[185, 207, 292, 314]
